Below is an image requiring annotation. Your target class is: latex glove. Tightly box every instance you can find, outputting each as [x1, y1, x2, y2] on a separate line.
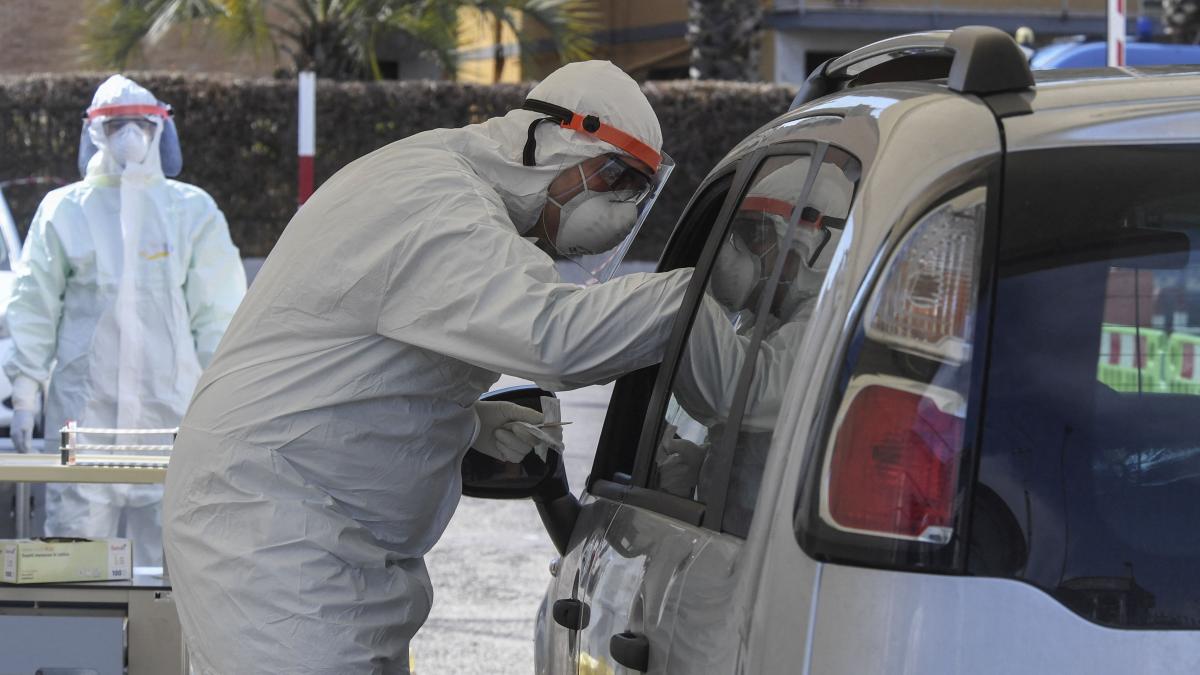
[506, 422, 564, 461]
[10, 410, 36, 454]
[656, 437, 707, 498]
[10, 375, 40, 454]
[473, 400, 561, 463]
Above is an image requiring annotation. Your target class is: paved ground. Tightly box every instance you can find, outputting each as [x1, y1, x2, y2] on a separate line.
[411, 375, 609, 674]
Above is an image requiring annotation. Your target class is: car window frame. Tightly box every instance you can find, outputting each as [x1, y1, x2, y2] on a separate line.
[585, 169, 739, 494]
[695, 144, 854, 532]
[588, 141, 825, 531]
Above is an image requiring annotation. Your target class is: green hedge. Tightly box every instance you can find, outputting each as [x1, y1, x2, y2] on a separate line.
[0, 73, 796, 260]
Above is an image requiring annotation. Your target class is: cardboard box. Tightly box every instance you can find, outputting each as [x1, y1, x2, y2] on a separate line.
[1, 538, 131, 584]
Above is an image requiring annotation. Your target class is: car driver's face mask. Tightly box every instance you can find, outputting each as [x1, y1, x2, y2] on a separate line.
[519, 98, 674, 283]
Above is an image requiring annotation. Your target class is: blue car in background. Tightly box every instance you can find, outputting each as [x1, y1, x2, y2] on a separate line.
[1032, 40, 1200, 69]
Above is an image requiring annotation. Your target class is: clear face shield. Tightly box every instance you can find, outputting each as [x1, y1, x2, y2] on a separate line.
[546, 152, 674, 284]
[78, 102, 182, 178]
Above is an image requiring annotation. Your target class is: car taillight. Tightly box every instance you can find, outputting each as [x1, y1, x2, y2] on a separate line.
[802, 185, 987, 560]
[821, 380, 965, 544]
[865, 187, 986, 364]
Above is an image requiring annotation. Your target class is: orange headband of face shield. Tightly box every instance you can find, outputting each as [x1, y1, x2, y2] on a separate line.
[520, 98, 661, 172]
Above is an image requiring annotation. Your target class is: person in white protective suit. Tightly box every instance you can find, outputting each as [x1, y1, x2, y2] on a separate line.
[655, 158, 854, 526]
[162, 60, 693, 674]
[3, 75, 246, 567]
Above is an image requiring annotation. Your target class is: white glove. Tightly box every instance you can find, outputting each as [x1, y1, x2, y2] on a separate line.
[9, 375, 41, 455]
[10, 410, 36, 454]
[473, 400, 564, 463]
[656, 437, 707, 498]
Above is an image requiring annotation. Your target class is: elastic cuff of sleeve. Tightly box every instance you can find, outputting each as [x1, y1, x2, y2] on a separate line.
[11, 375, 41, 412]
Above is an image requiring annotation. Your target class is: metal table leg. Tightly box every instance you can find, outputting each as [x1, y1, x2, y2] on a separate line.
[14, 482, 29, 539]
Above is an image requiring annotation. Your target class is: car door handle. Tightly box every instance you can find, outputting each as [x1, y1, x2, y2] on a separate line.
[552, 598, 590, 630]
[609, 631, 649, 672]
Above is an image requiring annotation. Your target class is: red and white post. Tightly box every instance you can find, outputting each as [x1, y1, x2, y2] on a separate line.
[298, 70, 316, 205]
[1108, 0, 1126, 67]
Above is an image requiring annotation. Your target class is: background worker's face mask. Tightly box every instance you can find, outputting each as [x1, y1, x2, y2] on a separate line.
[106, 120, 154, 168]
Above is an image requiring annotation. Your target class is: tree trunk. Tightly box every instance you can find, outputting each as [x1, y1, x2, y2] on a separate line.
[687, 0, 763, 81]
[493, 16, 505, 83]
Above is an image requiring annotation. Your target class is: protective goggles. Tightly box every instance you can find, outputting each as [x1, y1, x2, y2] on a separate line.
[546, 153, 656, 207]
[100, 116, 158, 136]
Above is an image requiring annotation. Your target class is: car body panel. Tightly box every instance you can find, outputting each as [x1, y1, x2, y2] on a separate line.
[808, 564, 1200, 674]
[573, 503, 709, 674]
[539, 494, 615, 675]
[1000, 69, 1200, 154]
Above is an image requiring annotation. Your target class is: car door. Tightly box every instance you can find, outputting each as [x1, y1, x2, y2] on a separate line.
[559, 142, 861, 673]
[540, 170, 737, 675]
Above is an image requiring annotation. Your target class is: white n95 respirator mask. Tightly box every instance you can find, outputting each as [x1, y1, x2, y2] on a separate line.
[108, 124, 152, 168]
[548, 164, 639, 255]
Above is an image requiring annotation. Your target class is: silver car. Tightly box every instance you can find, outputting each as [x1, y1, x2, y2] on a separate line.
[465, 26, 1200, 674]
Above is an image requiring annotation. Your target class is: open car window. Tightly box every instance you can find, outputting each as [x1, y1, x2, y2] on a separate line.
[644, 145, 861, 535]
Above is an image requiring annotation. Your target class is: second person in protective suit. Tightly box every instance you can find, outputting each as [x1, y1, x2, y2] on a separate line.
[163, 61, 693, 674]
[4, 74, 247, 567]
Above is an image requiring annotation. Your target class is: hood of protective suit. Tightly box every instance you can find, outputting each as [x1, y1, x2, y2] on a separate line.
[79, 75, 178, 184]
[440, 60, 663, 234]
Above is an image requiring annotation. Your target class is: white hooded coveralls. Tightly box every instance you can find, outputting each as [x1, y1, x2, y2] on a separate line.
[162, 61, 692, 674]
[4, 75, 246, 566]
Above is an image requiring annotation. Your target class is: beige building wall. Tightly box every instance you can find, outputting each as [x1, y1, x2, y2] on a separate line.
[1, 0, 279, 76]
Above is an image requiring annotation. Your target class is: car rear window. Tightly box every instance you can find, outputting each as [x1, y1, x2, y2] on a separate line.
[970, 145, 1200, 629]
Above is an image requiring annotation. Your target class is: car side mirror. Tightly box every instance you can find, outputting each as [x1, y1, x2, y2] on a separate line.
[461, 384, 580, 554]
[462, 385, 561, 500]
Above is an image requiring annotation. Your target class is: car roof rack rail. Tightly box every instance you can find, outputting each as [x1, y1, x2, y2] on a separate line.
[791, 25, 1034, 110]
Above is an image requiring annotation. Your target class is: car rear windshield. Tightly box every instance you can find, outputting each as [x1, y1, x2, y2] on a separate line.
[971, 145, 1200, 629]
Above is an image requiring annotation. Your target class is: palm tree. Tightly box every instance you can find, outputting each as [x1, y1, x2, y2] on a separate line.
[85, 0, 596, 81]
[686, 0, 763, 81]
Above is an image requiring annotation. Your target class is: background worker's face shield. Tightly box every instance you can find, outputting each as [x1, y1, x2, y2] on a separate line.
[78, 102, 182, 178]
[553, 152, 674, 284]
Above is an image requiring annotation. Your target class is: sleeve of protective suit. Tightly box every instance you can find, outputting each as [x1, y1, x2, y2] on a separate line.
[184, 198, 246, 368]
[376, 198, 693, 391]
[4, 202, 70, 385]
[671, 293, 805, 431]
